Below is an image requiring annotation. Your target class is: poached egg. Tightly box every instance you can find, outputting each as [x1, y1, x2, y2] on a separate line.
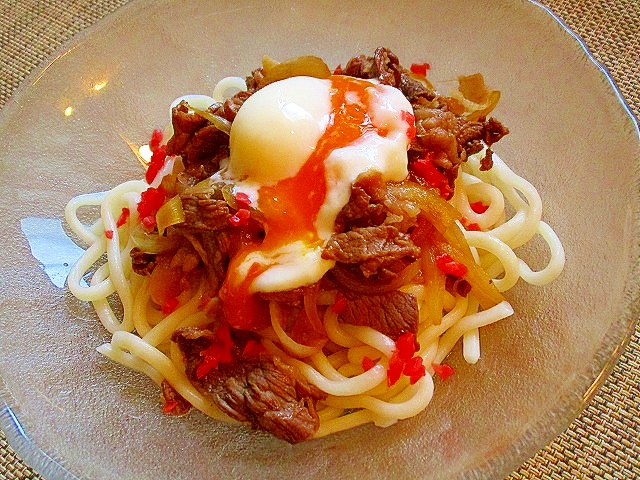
[217, 74, 414, 329]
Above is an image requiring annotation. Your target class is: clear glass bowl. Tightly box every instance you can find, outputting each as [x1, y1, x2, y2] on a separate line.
[0, 1, 638, 479]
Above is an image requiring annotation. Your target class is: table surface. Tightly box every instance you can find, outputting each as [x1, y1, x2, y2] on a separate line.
[0, 0, 638, 479]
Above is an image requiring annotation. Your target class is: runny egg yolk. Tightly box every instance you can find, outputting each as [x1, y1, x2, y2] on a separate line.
[218, 75, 414, 330]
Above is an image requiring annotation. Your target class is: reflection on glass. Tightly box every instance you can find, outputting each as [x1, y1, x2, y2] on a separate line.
[93, 80, 108, 92]
[20, 217, 85, 288]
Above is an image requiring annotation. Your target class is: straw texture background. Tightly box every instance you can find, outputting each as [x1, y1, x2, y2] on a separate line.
[0, 0, 638, 478]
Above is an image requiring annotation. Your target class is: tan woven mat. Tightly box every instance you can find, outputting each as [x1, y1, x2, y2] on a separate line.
[0, 0, 638, 479]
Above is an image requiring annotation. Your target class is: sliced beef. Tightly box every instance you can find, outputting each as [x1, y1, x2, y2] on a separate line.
[179, 230, 234, 299]
[333, 173, 388, 233]
[200, 231, 233, 296]
[165, 101, 230, 184]
[166, 101, 208, 155]
[173, 327, 324, 444]
[206, 356, 322, 444]
[211, 90, 253, 122]
[130, 247, 156, 276]
[343, 46, 401, 87]
[344, 47, 508, 198]
[258, 286, 309, 306]
[328, 173, 420, 279]
[399, 70, 436, 102]
[484, 117, 510, 146]
[478, 117, 510, 170]
[412, 105, 461, 169]
[244, 68, 266, 92]
[340, 290, 419, 339]
[342, 53, 375, 79]
[183, 125, 229, 172]
[180, 192, 231, 231]
[410, 102, 509, 195]
[344, 47, 436, 102]
[322, 225, 420, 278]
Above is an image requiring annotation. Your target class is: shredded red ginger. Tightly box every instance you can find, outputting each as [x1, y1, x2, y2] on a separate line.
[409, 153, 453, 199]
[145, 129, 166, 184]
[461, 201, 490, 231]
[116, 207, 130, 227]
[137, 185, 166, 230]
[470, 201, 489, 214]
[149, 128, 163, 151]
[432, 363, 455, 381]
[435, 253, 468, 278]
[387, 332, 426, 386]
[461, 217, 481, 231]
[162, 400, 179, 414]
[139, 129, 169, 231]
[234, 192, 251, 207]
[330, 292, 348, 315]
[362, 356, 377, 372]
[161, 297, 180, 315]
[196, 323, 235, 379]
[410, 62, 431, 76]
[105, 207, 132, 239]
[228, 208, 251, 226]
[401, 110, 416, 141]
[331, 308, 427, 385]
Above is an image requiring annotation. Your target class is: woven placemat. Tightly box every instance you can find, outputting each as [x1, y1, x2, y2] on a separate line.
[0, 1, 638, 479]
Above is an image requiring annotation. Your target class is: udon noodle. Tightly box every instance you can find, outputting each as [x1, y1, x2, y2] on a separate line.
[65, 51, 565, 441]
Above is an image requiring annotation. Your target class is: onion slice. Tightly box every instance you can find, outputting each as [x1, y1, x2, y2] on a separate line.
[259, 55, 331, 87]
[156, 195, 185, 235]
[390, 181, 503, 309]
[186, 104, 232, 135]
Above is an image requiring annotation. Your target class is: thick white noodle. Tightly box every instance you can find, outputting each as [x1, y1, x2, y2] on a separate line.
[311, 352, 349, 381]
[141, 283, 205, 347]
[517, 221, 566, 285]
[463, 152, 543, 249]
[463, 231, 521, 292]
[64, 144, 564, 436]
[212, 76, 247, 102]
[436, 301, 514, 364]
[264, 340, 387, 396]
[461, 297, 481, 364]
[64, 191, 107, 245]
[324, 309, 363, 348]
[322, 375, 434, 420]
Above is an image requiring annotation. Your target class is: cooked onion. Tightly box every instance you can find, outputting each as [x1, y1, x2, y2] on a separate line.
[186, 103, 232, 135]
[389, 181, 503, 309]
[418, 245, 446, 326]
[259, 55, 332, 87]
[453, 73, 501, 121]
[130, 224, 180, 253]
[156, 195, 185, 234]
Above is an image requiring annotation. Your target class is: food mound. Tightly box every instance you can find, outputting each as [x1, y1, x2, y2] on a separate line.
[65, 47, 564, 443]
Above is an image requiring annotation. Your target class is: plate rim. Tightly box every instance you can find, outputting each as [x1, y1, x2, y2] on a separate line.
[0, 1, 638, 479]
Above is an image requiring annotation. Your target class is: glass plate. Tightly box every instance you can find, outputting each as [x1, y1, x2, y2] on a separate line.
[0, 1, 638, 479]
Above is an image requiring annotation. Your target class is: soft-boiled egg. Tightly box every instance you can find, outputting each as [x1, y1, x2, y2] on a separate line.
[217, 74, 414, 329]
